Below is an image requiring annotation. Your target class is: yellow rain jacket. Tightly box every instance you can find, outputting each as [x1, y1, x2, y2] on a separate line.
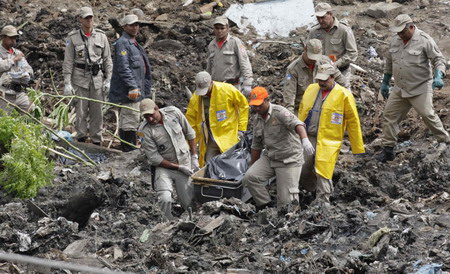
[298, 83, 364, 179]
[186, 81, 249, 167]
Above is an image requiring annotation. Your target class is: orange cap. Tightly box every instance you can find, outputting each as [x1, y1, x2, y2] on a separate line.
[249, 86, 268, 106]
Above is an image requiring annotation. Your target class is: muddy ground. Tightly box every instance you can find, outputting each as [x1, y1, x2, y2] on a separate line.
[1, 0, 450, 273]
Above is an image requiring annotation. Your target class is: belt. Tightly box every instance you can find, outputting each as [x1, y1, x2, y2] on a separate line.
[74, 63, 102, 70]
[224, 77, 240, 85]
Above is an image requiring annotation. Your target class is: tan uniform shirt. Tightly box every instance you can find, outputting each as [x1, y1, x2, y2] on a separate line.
[0, 46, 33, 94]
[206, 34, 253, 86]
[63, 28, 112, 90]
[139, 106, 196, 167]
[282, 55, 343, 113]
[252, 103, 305, 167]
[308, 18, 358, 70]
[384, 28, 446, 97]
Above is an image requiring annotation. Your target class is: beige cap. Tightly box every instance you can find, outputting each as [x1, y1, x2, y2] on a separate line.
[213, 16, 228, 26]
[314, 2, 332, 17]
[140, 99, 156, 115]
[306, 39, 323, 61]
[1, 25, 19, 37]
[315, 63, 335, 81]
[79, 7, 94, 18]
[195, 71, 212, 96]
[390, 14, 413, 33]
[121, 14, 140, 26]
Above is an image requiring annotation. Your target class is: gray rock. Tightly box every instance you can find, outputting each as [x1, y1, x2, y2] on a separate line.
[366, 3, 403, 19]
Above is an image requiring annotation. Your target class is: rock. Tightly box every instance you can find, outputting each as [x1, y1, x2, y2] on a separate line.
[151, 39, 184, 51]
[155, 13, 169, 21]
[366, 2, 403, 19]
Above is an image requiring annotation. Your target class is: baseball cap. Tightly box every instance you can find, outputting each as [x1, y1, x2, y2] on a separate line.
[140, 99, 156, 115]
[314, 3, 332, 17]
[213, 16, 228, 26]
[79, 7, 94, 18]
[195, 71, 212, 96]
[315, 63, 335, 81]
[306, 39, 323, 61]
[390, 14, 413, 33]
[121, 14, 140, 26]
[249, 87, 269, 106]
[1, 25, 19, 37]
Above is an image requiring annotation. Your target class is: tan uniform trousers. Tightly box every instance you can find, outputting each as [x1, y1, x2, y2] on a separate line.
[74, 81, 103, 143]
[204, 138, 221, 164]
[154, 167, 193, 221]
[382, 87, 450, 147]
[243, 154, 301, 207]
[3, 92, 32, 112]
[119, 102, 141, 131]
[299, 136, 334, 202]
[340, 68, 352, 91]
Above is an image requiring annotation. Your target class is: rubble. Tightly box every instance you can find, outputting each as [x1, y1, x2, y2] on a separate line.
[1, 0, 450, 272]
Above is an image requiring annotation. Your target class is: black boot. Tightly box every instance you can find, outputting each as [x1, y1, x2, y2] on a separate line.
[376, 147, 395, 163]
[119, 129, 137, 152]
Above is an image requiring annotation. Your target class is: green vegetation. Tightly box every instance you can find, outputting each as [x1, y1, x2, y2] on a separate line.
[0, 111, 54, 199]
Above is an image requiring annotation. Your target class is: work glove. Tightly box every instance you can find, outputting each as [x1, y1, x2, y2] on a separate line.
[238, 130, 245, 140]
[191, 154, 200, 172]
[178, 165, 194, 176]
[432, 70, 444, 90]
[242, 85, 252, 96]
[380, 73, 392, 99]
[302, 137, 315, 156]
[103, 79, 110, 94]
[64, 83, 74, 96]
[128, 88, 141, 101]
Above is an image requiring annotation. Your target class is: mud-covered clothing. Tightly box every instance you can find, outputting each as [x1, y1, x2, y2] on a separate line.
[282, 55, 343, 113]
[308, 18, 358, 71]
[140, 106, 195, 167]
[384, 28, 446, 97]
[206, 34, 253, 86]
[139, 106, 195, 221]
[252, 103, 305, 166]
[298, 83, 364, 180]
[109, 32, 151, 104]
[63, 28, 112, 89]
[0, 46, 34, 111]
[186, 81, 249, 167]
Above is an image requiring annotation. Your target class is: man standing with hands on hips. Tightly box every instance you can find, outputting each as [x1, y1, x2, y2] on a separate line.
[377, 14, 449, 162]
[63, 6, 112, 145]
[109, 14, 152, 152]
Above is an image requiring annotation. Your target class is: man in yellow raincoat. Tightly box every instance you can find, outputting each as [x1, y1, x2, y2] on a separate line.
[298, 63, 364, 202]
[186, 71, 249, 167]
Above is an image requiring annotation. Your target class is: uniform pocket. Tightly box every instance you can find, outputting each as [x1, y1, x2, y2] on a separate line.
[75, 45, 85, 59]
[406, 49, 422, 65]
[223, 50, 236, 65]
[130, 55, 143, 69]
[94, 41, 104, 56]
[330, 38, 342, 51]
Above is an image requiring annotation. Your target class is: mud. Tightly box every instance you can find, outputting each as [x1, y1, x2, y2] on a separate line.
[1, 0, 450, 273]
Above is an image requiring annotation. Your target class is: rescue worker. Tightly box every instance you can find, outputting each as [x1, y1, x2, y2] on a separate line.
[243, 87, 314, 210]
[109, 14, 152, 152]
[186, 71, 249, 167]
[206, 16, 253, 95]
[298, 63, 365, 202]
[308, 2, 357, 89]
[282, 39, 343, 114]
[63, 6, 113, 145]
[0, 25, 34, 112]
[139, 99, 198, 221]
[377, 14, 449, 162]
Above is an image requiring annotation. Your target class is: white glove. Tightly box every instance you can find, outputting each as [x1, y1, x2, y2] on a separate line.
[128, 89, 141, 100]
[103, 80, 110, 94]
[302, 138, 315, 156]
[64, 83, 74, 96]
[242, 85, 252, 96]
[238, 131, 245, 140]
[191, 154, 200, 172]
[178, 165, 193, 176]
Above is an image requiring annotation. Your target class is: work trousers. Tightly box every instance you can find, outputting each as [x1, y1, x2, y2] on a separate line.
[154, 167, 193, 221]
[3, 92, 32, 112]
[243, 154, 301, 207]
[300, 135, 334, 202]
[382, 87, 450, 147]
[340, 67, 351, 91]
[119, 102, 141, 131]
[204, 138, 221, 165]
[74, 81, 103, 143]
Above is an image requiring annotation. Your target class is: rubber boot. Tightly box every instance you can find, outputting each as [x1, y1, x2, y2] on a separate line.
[119, 129, 137, 152]
[376, 147, 395, 163]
